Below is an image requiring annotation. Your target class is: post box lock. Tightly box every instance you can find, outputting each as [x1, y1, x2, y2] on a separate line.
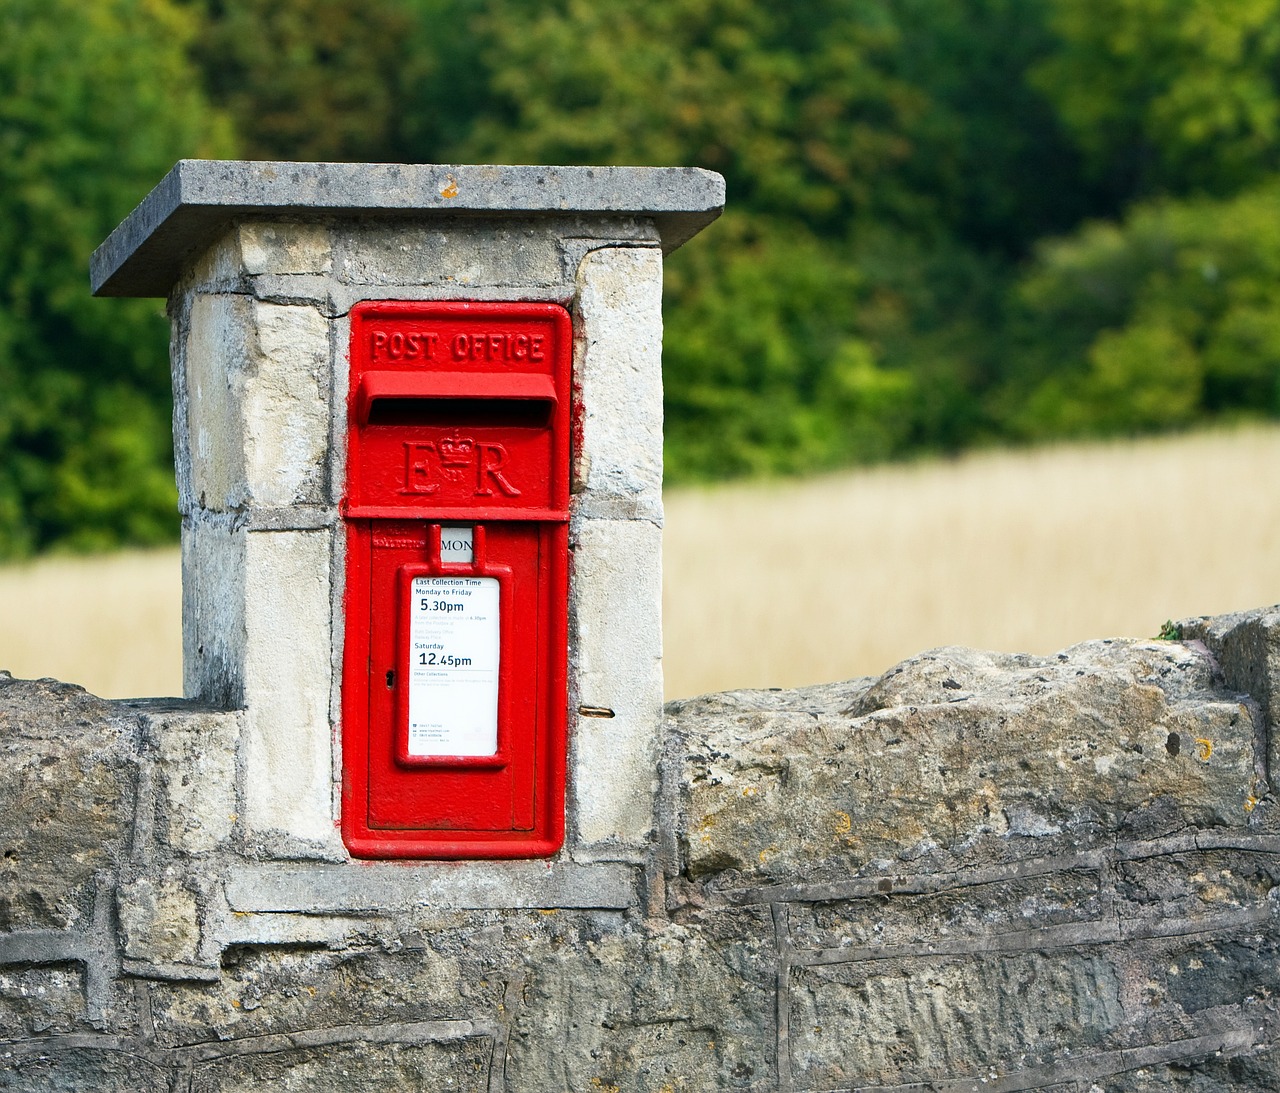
[341, 301, 571, 859]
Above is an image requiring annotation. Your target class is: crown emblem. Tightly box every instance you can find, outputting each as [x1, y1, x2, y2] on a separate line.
[437, 435, 475, 481]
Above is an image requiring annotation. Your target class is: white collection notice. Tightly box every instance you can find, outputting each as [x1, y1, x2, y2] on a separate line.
[407, 573, 500, 757]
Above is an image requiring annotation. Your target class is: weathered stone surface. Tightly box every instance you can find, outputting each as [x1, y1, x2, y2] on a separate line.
[238, 221, 332, 277]
[144, 705, 238, 856]
[672, 639, 1260, 888]
[573, 246, 664, 500]
[787, 867, 1105, 951]
[792, 947, 1126, 1086]
[190, 1039, 493, 1093]
[180, 519, 246, 708]
[334, 218, 565, 289]
[0, 677, 134, 932]
[222, 860, 637, 912]
[1115, 848, 1280, 919]
[92, 161, 725, 296]
[179, 522, 336, 855]
[182, 292, 249, 513]
[240, 528, 334, 850]
[568, 517, 664, 852]
[1181, 605, 1280, 783]
[241, 302, 329, 508]
[180, 225, 244, 294]
[504, 913, 774, 1092]
[180, 295, 328, 514]
[148, 946, 482, 1046]
[0, 966, 86, 1035]
[0, 1049, 171, 1092]
[1114, 1045, 1280, 1091]
[116, 876, 201, 968]
[6, 612, 1280, 1090]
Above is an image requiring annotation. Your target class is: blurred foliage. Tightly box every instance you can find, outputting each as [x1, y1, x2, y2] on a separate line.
[1006, 182, 1280, 436]
[192, 0, 421, 161]
[449, 0, 1088, 479]
[1033, 0, 1280, 200]
[188, 0, 494, 161]
[661, 213, 917, 478]
[5, 0, 1280, 553]
[0, 0, 232, 556]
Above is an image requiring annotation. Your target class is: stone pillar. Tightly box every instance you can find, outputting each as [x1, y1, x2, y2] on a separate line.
[92, 162, 723, 874]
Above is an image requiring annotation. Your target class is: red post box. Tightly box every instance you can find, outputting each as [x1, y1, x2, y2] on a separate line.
[341, 301, 571, 858]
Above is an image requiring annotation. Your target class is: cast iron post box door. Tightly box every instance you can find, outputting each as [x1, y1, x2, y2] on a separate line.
[341, 301, 571, 858]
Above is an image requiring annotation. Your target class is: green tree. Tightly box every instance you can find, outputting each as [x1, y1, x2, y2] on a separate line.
[0, 0, 232, 556]
[451, 0, 1082, 474]
[1034, 0, 1280, 200]
[459, 0, 1083, 247]
[1007, 182, 1280, 437]
[460, 0, 927, 233]
[663, 214, 917, 479]
[885, 0, 1098, 254]
[188, 0, 488, 162]
[18, 0, 1275, 552]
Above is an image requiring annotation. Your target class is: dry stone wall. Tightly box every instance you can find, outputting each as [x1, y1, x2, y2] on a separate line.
[3, 606, 1280, 1090]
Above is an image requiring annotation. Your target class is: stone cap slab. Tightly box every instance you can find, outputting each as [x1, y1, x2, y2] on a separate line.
[91, 160, 726, 297]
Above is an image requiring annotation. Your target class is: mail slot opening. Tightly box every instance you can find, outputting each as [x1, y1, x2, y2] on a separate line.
[365, 396, 554, 429]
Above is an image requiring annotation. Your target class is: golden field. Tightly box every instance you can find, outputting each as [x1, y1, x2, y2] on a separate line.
[2, 425, 1279, 700]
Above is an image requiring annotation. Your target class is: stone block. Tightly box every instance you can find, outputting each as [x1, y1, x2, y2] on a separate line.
[790, 949, 1125, 1088]
[241, 529, 335, 848]
[181, 296, 329, 513]
[1115, 848, 1280, 920]
[183, 294, 251, 512]
[181, 227, 244, 294]
[506, 910, 774, 1093]
[334, 219, 563, 289]
[147, 707, 239, 856]
[239, 222, 332, 277]
[573, 246, 664, 500]
[1105, 1046, 1280, 1091]
[672, 640, 1261, 886]
[149, 947, 480, 1048]
[179, 524, 335, 846]
[190, 1039, 492, 1093]
[1160, 932, 1280, 1017]
[787, 868, 1104, 952]
[210, 911, 368, 951]
[0, 678, 134, 932]
[222, 861, 637, 913]
[568, 517, 663, 850]
[0, 1048, 172, 1091]
[0, 965, 87, 1035]
[1180, 605, 1280, 780]
[181, 520, 246, 708]
[242, 302, 330, 508]
[116, 876, 202, 969]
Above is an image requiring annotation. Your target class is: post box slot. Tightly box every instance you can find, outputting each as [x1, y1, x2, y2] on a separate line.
[365, 396, 553, 429]
[355, 371, 557, 424]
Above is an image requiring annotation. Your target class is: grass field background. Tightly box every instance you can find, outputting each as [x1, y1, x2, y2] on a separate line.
[2, 425, 1278, 700]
